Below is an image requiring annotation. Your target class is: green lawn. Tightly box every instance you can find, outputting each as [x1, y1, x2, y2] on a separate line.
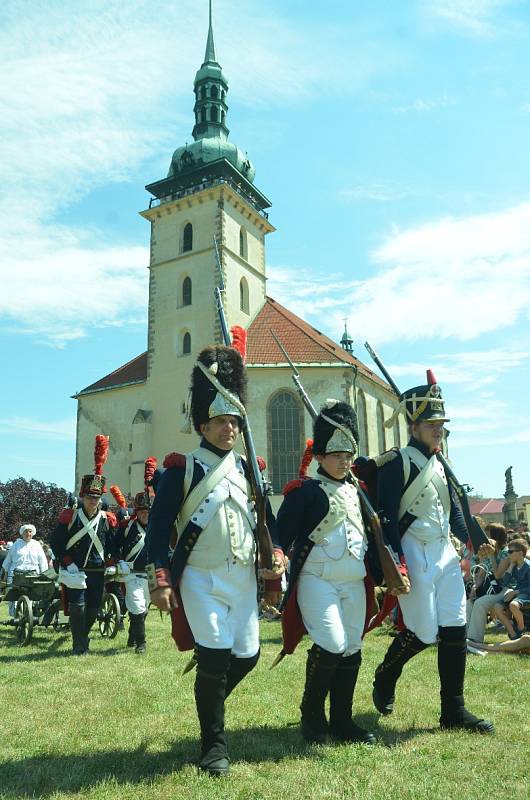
[0, 605, 528, 800]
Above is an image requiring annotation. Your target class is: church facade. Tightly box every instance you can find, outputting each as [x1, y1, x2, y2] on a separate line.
[74, 7, 405, 499]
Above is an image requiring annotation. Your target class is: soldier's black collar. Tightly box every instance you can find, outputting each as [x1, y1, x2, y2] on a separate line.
[199, 438, 234, 459]
[408, 437, 435, 459]
[317, 466, 346, 484]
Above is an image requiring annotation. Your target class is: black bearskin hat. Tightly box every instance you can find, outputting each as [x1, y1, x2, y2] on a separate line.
[190, 345, 247, 434]
[312, 401, 358, 456]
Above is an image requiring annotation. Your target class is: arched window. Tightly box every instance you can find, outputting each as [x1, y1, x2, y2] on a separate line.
[221, 110, 226, 124]
[393, 416, 401, 448]
[268, 391, 303, 493]
[201, 107, 207, 123]
[201, 86, 207, 99]
[240, 277, 249, 314]
[183, 223, 193, 253]
[210, 105, 218, 122]
[211, 85, 218, 99]
[376, 401, 386, 454]
[356, 390, 368, 456]
[239, 227, 247, 258]
[182, 276, 192, 306]
[182, 332, 191, 355]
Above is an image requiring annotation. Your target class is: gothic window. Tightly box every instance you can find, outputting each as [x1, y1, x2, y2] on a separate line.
[201, 107, 207, 123]
[376, 401, 386, 454]
[183, 222, 193, 253]
[210, 105, 218, 122]
[182, 276, 192, 306]
[268, 391, 303, 493]
[240, 277, 249, 314]
[201, 86, 207, 99]
[356, 390, 368, 456]
[211, 85, 218, 99]
[221, 89, 225, 100]
[221, 110, 226, 124]
[182, 332, 191, 355]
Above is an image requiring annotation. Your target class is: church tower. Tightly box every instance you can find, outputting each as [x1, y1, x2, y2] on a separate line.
[140, 0, 275, 457]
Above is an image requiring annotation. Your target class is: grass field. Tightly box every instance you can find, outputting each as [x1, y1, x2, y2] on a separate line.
[0, 604, 528, 800]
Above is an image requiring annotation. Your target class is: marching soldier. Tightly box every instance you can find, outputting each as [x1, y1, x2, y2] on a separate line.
[276, 401, 376, 745]
[50, 435, 117, 656]
[146, 344, 283, 776]
[112, 458, 157, 654]
[371, 372, 494, 733]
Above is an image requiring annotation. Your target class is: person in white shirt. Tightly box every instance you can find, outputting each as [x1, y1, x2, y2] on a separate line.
[1, 525, 48, 615]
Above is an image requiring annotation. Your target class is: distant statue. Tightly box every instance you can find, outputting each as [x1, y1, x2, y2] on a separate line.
[504, 466, 514, 496]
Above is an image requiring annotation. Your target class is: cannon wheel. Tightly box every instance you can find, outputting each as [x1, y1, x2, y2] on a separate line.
[98, 592, 121, 639]
[15, 595, 34, 646]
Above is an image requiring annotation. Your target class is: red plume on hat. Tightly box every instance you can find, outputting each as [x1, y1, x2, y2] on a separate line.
[144, 456, 157, 487]
[426, 369, 437, 385]
[110, 485, 127, 509]
[94, 435, 109, 475]
[230, 325, 247, 363]
[299, 439, 313, 478]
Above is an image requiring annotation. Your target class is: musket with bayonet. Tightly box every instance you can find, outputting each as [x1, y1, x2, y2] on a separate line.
[363, 341, 488, 551]
[212, 238, 274, 570]
[270, 330, 409, 595]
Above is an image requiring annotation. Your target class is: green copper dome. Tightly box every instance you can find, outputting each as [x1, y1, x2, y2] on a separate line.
[168, 139, 255, 182]
[167, 0, 255, 184]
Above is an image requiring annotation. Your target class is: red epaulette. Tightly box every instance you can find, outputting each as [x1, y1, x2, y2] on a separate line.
[256, 456, 267, 472]
[163, 452, 186, 469]
[105, 511, 117, 526]
[283, 478, 307, 496]
[58, 509, 74, 524]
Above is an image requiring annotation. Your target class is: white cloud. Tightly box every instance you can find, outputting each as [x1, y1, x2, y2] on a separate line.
[269, 202, 530, 346]
[388, 349, 530, 387]
[339, 183, 416, 202]
[0, 416, 77, 441]
[392, 95, 454, 113]
[422, 0, 517, 38]
[0, 0, 395, 346]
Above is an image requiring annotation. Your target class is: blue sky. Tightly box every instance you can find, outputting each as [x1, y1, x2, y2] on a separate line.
[1, 0, 530, 499]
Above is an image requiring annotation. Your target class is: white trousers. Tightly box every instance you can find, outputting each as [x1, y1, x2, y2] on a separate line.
[179, 561, 259, 657]
[297, 574, 366, 656]
[123, 575, 150, 615]
[398, 532, 466, 644]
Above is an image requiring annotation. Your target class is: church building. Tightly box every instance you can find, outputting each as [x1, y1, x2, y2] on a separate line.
[74, 4, 404, 499]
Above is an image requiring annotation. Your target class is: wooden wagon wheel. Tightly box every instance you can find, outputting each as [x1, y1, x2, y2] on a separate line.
[15, 595, 34, 646]
[98, 592, 121, 639]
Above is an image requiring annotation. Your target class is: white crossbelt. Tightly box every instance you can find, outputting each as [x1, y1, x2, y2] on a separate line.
[124, 521, 145, 563]
[66, 508, 104, 567]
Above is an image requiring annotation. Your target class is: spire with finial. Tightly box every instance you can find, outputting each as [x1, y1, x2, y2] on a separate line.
[204, 0, 216, 63]
[340, 320, 354, 353]
[192, 0, 229, 141]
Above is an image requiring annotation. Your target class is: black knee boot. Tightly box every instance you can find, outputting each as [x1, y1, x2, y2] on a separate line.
[84, 606, 99, 652]
[329, 652, 376, 744]
[373, 629, 428, 715]
[225, 650, 259, 698]
[195, 645, 232, 776]
[438, 626, 494, 734]
[69, 604, 87, 655]
[300, 645, 342, 744]
[127, 617, 136, 647]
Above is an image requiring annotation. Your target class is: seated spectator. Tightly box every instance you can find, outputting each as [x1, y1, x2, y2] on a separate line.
[467, 531, 515, 648]
[466, 523, 509, 623]
[492, 539, 530, 639]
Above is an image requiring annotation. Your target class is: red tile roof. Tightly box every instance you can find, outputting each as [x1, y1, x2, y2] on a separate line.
[246, 298, 392, 391]
[76, 297, 393, 396]
[470, 499, 505, 515]
[77, 352, 148, 396]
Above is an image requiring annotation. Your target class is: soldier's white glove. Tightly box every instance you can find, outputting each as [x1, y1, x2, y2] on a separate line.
[117, 560, 130, 576]
[104, 565, 117, 577]
[66, 563, 80, 574]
